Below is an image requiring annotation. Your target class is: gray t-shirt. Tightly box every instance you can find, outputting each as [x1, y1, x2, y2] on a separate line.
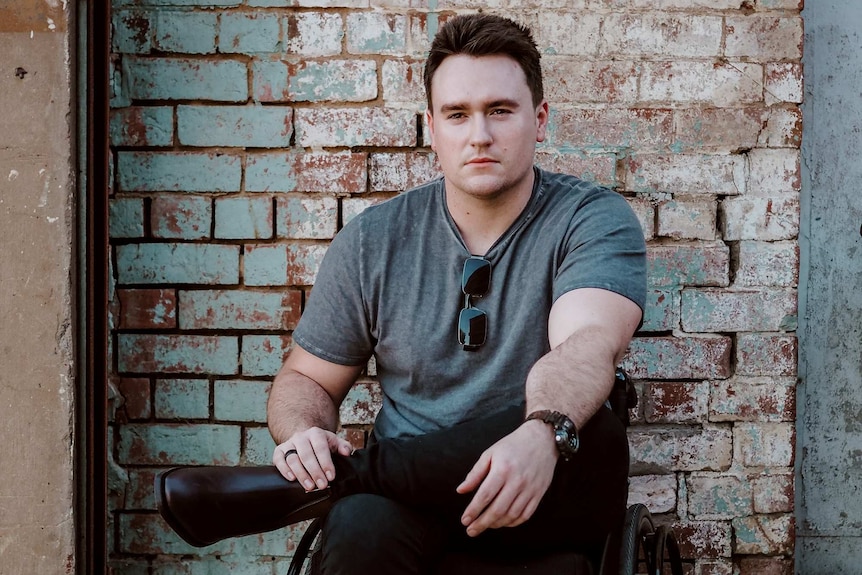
[292, 167, 646, 439]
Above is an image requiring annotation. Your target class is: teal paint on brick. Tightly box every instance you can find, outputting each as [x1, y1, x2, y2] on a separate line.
[177, 105, 292, 148]
[241, 335, 291, 376]
[215, 196, 273, 239]
[118, 334, 239, 374]
[110, 106, 174, 147]
[251, 59, 289, 102]
[244, 426, 276, 465]
[155, 379, 210, 419]
[624, 336, 732, 379]
[246, 152, 367, 193]
[641, 288, 677, 332]
[275, 196, 338, 239]
[243, 244, 288, 286]
[178, 289, 301, 330]
[151, 555, 293, 575]
[288, 60, 377, 102]
[111, 58, 131, 108]
[289, 12, 344, 56]
[220, 12, 282, 54]
[287, 243, 328, 285]
[109, 198, 145, 239]
[119, 513, 234, 556]
[113, 10, 152, 54]
[117, 152, 241, 192]
[340, 381, 382, 425]
[124, 56, 247, 102]
[151, 195, 212, 239]
[154, 11, 218, 54]
[116, 243, 239, 284]
[214, 380, 270, 422]
[115, 0, 240, 5]
[347, 13, 407, 54]
[647, 244, 729, 287]
[295, 108, 417, 147]
[117, 423, 241, 465]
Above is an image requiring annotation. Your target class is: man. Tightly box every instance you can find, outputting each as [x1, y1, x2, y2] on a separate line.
[267, 13, 646, 574]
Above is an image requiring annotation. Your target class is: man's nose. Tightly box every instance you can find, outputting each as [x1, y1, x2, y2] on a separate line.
[469, 116, 493, 146]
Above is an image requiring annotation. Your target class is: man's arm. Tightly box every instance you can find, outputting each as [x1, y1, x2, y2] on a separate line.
[456, 287, 641, 536]
[268, 345, 364, 490]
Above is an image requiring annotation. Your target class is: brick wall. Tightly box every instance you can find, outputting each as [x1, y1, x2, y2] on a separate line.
[107, 1, 802, 573]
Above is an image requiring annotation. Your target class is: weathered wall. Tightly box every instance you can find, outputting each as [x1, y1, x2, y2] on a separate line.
[797, 1, 862, 573]
[107, 1, 802, 573]
[0, 1, 77, 574]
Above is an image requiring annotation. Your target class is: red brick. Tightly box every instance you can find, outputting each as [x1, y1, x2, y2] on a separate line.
[287, 243, 328, 286]
[736, 556, 793, 575]
[758, 107, 802, 148]
[370, 152, 440, 192]
[626, 154, 745, 196]
[687, 473, 753, 520]
[657, 198, 717, 240]
[629, 425, 732, 473]
[624, 336, 732, 380]
[600, 14, 723, 58]
[338, 427, 368, 451]
[736, 333, 797, 376]
[673, 108, 765, 152]
[734, 423, 794, 467]
[721, 196, 800, 241]
[544, 60, 639, 104]
[725, 16, 803, 60]
[765, 63, 803, 105]
[547, 108, 673, 150]
[647, 244, 730, 287]
[117, 289, 177, 329]
[752, 472, 794, 514]
[748, 149, 801, 194]
[640, 61, 762, 107]
[339, 379, 382, 426]
[628, 474, 677, 513]
[681, 288, 797, 332]
[672, 520, 732, 559]
[643, 381, 708, 424]
[734, 241, 799, 287]
[245, 152, 367, 194]
[732, 514, 794, 555]
[535, 152, 619, 189]
[710, 377, 795, 422]
[115, 377, 152, 421]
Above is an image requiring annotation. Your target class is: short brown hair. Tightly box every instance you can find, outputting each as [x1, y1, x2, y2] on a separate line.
[424, 14, 544, 111]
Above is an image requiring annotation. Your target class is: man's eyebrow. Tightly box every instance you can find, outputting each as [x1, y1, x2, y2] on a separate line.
[438, 99, 522, 113]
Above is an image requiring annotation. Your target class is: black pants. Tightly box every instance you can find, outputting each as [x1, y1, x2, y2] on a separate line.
[320, 405, 629, 575]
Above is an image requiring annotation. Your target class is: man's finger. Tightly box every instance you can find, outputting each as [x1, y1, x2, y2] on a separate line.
[461, 466, 504, 527]
[457, 452, 491, 495]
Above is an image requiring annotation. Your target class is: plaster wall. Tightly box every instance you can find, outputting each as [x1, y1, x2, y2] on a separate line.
[798, 1, 862, 572]
[0, 2, 77, 573]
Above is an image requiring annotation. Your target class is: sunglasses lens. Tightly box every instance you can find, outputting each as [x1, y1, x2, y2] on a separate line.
[462, 257, 491, 296]
[458, 307, 487, 350]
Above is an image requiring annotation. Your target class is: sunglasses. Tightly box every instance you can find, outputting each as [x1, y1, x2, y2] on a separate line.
[458, 256, 491, 351]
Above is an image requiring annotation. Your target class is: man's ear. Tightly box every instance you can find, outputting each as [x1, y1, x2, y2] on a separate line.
[425, 108, 436, 151]
[535, 100, 550, 143]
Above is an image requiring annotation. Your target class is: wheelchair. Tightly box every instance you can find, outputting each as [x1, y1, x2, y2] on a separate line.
[157, 370, 684, 575]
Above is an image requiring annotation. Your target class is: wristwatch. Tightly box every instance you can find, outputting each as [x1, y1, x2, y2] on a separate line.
[525, 410, 580, 461]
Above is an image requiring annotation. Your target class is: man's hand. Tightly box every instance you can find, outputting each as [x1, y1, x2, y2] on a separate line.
[456, 420, 559, 537]
[272, 427, 354, 491]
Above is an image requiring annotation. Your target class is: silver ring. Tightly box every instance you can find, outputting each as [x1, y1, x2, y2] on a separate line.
[284, 449, 298, 459]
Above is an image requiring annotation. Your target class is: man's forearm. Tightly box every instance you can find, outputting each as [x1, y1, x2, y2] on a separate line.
[267, 368, 340, 444]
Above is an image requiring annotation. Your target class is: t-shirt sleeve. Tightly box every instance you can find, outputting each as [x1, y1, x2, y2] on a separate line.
[291, 217, 375, 366]
[553, 189, 647, 312]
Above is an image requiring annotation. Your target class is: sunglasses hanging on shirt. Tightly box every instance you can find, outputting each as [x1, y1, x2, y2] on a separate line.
[458, 256, 491, 351]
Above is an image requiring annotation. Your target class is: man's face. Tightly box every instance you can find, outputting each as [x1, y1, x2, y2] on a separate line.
[426, 54, 548, 203]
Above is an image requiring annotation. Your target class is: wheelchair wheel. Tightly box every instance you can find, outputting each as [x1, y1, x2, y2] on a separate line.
[616, 504, 684, 575]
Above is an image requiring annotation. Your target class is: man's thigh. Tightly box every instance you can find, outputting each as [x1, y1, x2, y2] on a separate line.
[320, 493, 450, 575]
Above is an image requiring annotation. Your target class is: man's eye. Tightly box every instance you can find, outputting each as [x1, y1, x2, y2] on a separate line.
[490, 109, 511, 115]
[448, 113, 465, 120]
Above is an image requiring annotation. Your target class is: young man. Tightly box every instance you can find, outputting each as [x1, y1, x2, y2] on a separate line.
[267, 13, 646, 574]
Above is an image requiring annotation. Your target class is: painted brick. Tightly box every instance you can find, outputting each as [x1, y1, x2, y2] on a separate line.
[544, 60, 639, 105]
[647, 244, 730, 287]
[534, 11, 601, 57]
[116, 243, 239, 285]
[118, 513, 227, 556]
[117, 288, 177, 329]
[628, 424, 732, 473]
[734, 241, 799, 287]
[627, 474, 677, 513]
[244, 426, 276, 466]
[623, 336, 732, 379]
[600, 14, 723, 58]
[406, 13, 435, 57]
[117, 423, 241, 465]
[736, 557, 793, 575]
[710, 377, 795, 423]
[534, 152, 618, 189]
[725, 16, 803, 60]
[275, 196, 338, 239]
[734, 423, 794, 467]
[149, 556, 289, 575]
[295, 108, 417, 147]
[151, 194, 212, 240]
[698, 560, 733, 575]
[123, 57, 247, 102]
[154, 378, 210, 419]
[752, 472, 794, 514]
[641, 61, 763, 106]
[673, 108, 765, 152]
[758, 107, 802, 148]
[721, 196, 799, 241]
[340, 380, 382, 426]
[246, 152, 367, 194]
[625, 196, 655, 241]
[243, 244, 288, 286]
[687, 474, 753, 520]
[109, 197, 145, 239]
[245, 243, 328, 286]
[732, 514, 794, 555]
[546, 108, 673, 151]
[117, 334, 239, 375]
[643, 381, 709, 424]
[178, 289, 302, 330]
[748, 148, 801, 194]
[657, 198, 716, 240]
[382, 60, 425, 110]
[736, 333, 797, 377]
[177, 105, 292, 148]
[681, 288, 797, 332]
[672, 521, 732, 559]
[339, 428, 368, 451]
[641, 288, 677, 332]
[121, 467, 159, 509]
[765, 63, 803, 105]
[117, 0, 241, 5]
[219, 12, 281, 54]
[289, 60, 377, 103]
[117, 152, 242, 192]
[214, 380, 270, 422]
[247, 0, 367, 5]
[108, 558, 150, 575]
[287, 12, 344, 56]
[626, 154, 746, 195]
[287, 243, 328, 285]
[251, 59, 290, 102]
[116, 377, 153, 420]
[111, 57, 131, 108]
[153, 11, 218, 54]
[113, 10, 152, 54]
[346, 12, 407, 55]
[214, 196, 273, 240]
[241, 335, 292, 377]
[110, 106, 173, 147]
[370, 152, 439, 192]
[342, 197, 387, 225]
